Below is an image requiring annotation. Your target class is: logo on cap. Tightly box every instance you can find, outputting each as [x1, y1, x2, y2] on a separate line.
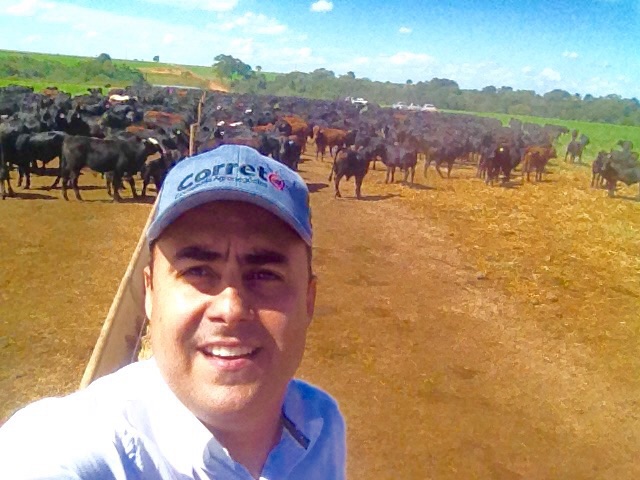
[268, 172, 285, 191]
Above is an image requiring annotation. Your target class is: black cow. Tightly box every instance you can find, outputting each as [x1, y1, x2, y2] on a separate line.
[485, 144, 513, 185]
[591, 151, 608, 188]
[279, 137, 301, 171]
[14, 131, 67, 188]
[57, 135, 160, 201]
[565, 134, 589, 163]
[139, 148, 183, 197]
[328, 147, 370, 198]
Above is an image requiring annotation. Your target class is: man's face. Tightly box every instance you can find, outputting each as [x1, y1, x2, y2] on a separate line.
[144, 201, 316, 432]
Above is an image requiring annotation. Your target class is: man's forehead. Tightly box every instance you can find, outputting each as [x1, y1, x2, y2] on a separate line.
[160, 201, 302, 244]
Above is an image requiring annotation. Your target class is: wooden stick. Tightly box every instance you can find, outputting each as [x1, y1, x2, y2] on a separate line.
[79, 201, 157, 388]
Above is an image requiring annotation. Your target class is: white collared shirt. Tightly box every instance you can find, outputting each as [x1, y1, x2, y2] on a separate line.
[0, 359, 346, 479]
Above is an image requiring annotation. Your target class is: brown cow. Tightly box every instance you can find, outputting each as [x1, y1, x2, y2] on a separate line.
[314, 127, 350, 161]
[521, 145, 557, 182]
[279, 116, 310, 153]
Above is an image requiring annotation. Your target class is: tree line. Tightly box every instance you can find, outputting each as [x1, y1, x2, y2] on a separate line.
[213, 54, 640, 126]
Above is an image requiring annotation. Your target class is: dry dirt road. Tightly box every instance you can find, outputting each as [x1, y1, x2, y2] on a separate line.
[1, 150, 639, 479]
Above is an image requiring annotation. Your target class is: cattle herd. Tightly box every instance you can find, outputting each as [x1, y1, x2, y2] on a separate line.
[1, 84, 639, 202]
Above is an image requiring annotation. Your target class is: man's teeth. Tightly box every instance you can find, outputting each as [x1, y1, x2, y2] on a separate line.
[207, 346, 255, 357]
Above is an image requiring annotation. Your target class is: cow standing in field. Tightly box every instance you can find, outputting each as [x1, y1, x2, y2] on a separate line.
[485, 144, 513, 185]
[57, 135, 161, 201]
[521, 145, 556, 182]
[328, 147, 370, 199]
[591, 151, 608, 188]
[565, 133, 589, 163]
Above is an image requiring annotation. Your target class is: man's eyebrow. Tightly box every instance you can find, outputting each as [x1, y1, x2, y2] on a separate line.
[243, 250, 288, 266]
[174, 246, 222, 262]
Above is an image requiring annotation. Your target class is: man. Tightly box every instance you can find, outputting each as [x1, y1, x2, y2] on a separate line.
[0, 145, 346, 479]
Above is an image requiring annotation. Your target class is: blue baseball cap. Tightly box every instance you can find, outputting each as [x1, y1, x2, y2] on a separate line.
[146, 145, 312, 245]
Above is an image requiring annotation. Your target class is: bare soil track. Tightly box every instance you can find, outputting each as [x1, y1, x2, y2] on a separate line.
[1, 150, 639, 479]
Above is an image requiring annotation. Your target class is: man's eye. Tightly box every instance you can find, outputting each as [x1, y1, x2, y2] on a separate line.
[247, 270, 282, 282]
[182, 266, 212, 278]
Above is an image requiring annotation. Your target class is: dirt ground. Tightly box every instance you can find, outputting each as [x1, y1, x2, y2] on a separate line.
[1, 149, 639, 479]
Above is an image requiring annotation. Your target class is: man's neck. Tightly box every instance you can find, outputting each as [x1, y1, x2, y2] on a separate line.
[208, 411, 284, 479]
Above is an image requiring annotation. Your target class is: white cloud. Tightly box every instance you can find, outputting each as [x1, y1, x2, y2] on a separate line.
[139, 0, 238, 11]
[228, 37, 255, 57]
[215, 12, 287, 35]
[4, 0, 54, 16]
[540, 67, 561, 82]
[310, 0, 333, 12]
[24, 34, 41, 43]
[353, 56, 370, 65]
[562, 51, 579, 59]
[388, 51, 434, 66]
[399, 26, 412, 34]
[522, 65, 533, 74]
[162, 34, 175, 45]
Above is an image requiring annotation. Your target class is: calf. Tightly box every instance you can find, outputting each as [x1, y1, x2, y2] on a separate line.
[591, 151, 608, 188]
[521, 145, 556, 182]
[328, 147, 369, 199]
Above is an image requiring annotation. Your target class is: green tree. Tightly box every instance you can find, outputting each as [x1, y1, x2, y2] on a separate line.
[153, 55, 160, 62]
[212, 54, 253, 80]
[96, 53, 111, 63]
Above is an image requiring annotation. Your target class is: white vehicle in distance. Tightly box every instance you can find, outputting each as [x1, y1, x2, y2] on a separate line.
[421, 103, 438, 112]
[392, 101, 408, 110]
[346, 96, 368, 106]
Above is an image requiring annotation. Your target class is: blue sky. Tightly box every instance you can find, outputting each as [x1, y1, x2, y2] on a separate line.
[1, 0, 639, 98]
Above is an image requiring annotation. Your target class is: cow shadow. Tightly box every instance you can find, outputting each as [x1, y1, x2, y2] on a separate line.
[307, 182, 328, 193]
[405, 183, 435, 191]
[5, 192, 57, 200]
[359, 193, 399, 201]
[499, 180, 523, 189]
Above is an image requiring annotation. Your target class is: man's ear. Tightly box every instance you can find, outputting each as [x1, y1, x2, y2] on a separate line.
[306, 275, 317, 325]
[144, 265, 153, 321]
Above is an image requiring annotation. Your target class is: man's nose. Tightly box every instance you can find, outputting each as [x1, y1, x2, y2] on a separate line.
[206, 286, 253, 325]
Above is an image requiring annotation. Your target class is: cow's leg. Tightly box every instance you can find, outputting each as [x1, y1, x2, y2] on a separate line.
[607, 180, 616, 197]
[112, 175, 123, 202]
[61, 171, 69, 200]
[424, 158, 432, 178]
[435, 162, 445, 178]
[23, 165, 31, 190]
[334, 173, 343, 198]
[402, 168, 409, 184]
[410, 166, 415, 184]
[128, 176, 138, 198]
[105, 173, 113, 197]
[355, 175, 364, 199]
[71, 172, 82, 201]
[447, 161, 453, 178]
